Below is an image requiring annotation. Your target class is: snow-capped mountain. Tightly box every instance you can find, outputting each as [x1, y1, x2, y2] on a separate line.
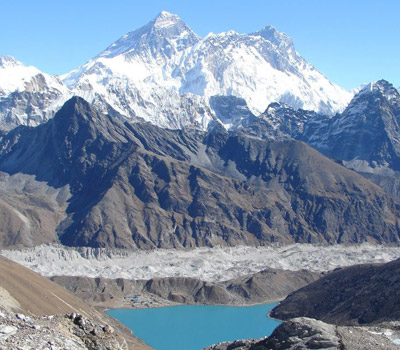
[0, 56, 70, 129]
[301, 80, 400, 175]
[62, 11, 352, 129]
[62, 11, 213, 129]
[0, 11, 352, 130]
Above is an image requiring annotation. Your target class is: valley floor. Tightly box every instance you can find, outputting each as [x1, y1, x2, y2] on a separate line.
[2, 243, 400, 282]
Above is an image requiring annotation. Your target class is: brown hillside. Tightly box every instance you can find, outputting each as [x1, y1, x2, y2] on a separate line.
[0, 255, 151, 349]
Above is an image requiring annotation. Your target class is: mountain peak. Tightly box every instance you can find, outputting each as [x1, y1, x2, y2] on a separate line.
[355, 79, 399, 103]
[153, 11, 181, 28]
[51, 97, 135, 146]
[250, 25, 295, 52]
[157, 10, 175, 17]
[0, 55, 23, 68]
[99, 11, 199, 59]
[52, 96, 98, 126]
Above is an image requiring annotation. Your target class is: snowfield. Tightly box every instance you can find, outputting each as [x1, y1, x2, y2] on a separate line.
[1, 243, 399, 282]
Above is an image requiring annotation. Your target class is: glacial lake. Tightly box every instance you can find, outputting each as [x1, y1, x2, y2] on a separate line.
[107, 303, 280, 350]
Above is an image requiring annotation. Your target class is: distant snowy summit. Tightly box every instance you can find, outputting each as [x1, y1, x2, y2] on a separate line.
[1, 11, 353, 129]
[0, 56, 70, 128]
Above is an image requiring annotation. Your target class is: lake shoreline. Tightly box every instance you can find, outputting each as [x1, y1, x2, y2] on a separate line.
[102, 297, 284, 312]
[107, 302, 281, 350]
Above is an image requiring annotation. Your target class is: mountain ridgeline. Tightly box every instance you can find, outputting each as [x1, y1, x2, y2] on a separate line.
[229, 80, 400, 200]
[0, 11, 350, 130]
[0, 97, 399, 249]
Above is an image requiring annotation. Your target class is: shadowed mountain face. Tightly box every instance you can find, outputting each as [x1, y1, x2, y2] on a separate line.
[0, 97, 399, 249]
[271, 258, 400, 326]
[302, 80, 400, 173]
[228, 81, 400, 201]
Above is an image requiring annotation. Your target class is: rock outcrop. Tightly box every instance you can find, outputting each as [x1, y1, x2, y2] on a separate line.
[204, 317, 400, 350]
[0, 310, 135, 350]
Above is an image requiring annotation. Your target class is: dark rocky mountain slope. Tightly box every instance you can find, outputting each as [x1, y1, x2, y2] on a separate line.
[271, 258, 400, 326]
[300, 80, 400, 200]
[0, 97, 399, 249]
[302, 80, 400, 173]
[235, 80, 400, 201]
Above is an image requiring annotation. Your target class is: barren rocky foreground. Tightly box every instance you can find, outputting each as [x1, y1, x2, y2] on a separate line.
[205, 317, 400, 350]
[0, 256, 150, 350]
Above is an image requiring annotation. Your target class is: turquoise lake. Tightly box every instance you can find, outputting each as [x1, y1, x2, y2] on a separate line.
[107, 303, 280, 350]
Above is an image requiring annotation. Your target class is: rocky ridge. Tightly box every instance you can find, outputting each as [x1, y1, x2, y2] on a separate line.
[301, 80, 400, 175]
[304, 80, 400, 200]
[231, 80, 400, 200]
[0, 97, 399, 249]
[232, 101, 319, 141]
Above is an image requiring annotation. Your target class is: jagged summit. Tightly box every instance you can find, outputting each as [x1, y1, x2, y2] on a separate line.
[153, 10, 183, 28]
[250, 25, 295, 53]
[50, 96, 136, 146]
[52, 96, 96, 123]
[343, 79, 400, 117]
[99, 11, 199, 59]
[0, 55, 22, 68]
[301, 79, 400, 174]
[356, 79, 400, 102]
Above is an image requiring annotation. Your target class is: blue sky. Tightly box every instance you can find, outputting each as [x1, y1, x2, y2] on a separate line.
[1, 0, 399, 90]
